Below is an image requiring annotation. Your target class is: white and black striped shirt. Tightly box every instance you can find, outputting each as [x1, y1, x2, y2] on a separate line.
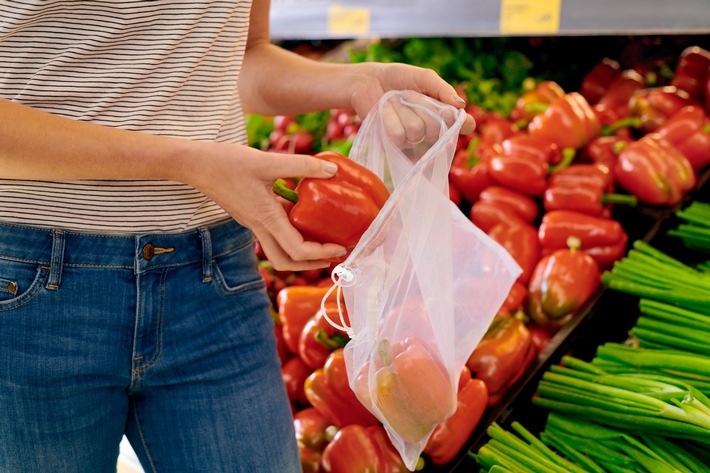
[0, 0, 252, 232]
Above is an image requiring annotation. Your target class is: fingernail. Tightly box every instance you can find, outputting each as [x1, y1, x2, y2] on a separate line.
[452, 94, 466, 105]
[336, 249, 347, 257]
[322, 161, 338, 175]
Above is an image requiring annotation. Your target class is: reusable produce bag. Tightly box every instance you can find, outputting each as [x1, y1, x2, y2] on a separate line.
[322, 90, 521, 470]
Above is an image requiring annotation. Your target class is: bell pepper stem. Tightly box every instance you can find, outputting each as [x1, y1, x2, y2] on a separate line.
[613, 140, 629, 154]
[378, 339, 393, 366]
[314, 329, 348, 350]
[566, 236, 582, 251]
[324, 425, 339, 442]
[466, 136, 482, 167]
[548, 148, 576, 174]
[601, 193, 638, 207]
[602, 117, 642, 136]
[414, 457, 426, 471]
[272, 178, 299, 204]
[525, 102, 550, 113]
[703, 123, 710, 133]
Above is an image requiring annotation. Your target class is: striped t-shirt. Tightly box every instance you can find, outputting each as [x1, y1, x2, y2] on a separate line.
[0, 1, 252, 233]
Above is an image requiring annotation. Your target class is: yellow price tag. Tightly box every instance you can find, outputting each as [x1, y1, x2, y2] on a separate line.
[328, 3, 371, 35]
[500, 0, 561, 34]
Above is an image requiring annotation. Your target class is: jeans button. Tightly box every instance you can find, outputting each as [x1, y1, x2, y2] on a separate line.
[142, 243, 155, 260]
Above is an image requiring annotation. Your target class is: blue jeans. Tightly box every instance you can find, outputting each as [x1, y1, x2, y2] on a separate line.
[0, 220, 300, 473]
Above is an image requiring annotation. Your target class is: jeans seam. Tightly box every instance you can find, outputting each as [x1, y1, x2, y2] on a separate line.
[0, 255, 48, 265]
[138, 269, 166, 372]
[131, 404, 159, 473]
[0, 266, 49, 313]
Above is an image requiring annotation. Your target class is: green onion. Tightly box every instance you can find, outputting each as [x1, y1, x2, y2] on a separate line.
[532, 361, 710, 443]
[671, 201, 710, 253]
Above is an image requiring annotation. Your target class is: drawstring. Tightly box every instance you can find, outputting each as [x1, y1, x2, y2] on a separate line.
[319, 264, 355, 336]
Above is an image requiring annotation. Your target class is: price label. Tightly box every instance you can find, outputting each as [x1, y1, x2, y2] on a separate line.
[500, 0, 561, 34]
[328, 3, 371, 35]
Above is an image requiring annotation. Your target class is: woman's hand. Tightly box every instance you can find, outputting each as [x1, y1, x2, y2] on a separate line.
[181, 143, 347, 271]
[346, 62, 477, 143]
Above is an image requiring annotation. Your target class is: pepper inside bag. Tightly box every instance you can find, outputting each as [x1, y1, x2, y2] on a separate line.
[322, 90, 522, 470]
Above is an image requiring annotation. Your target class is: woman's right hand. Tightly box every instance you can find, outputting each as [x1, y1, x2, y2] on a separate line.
[180, 142, 347, 271]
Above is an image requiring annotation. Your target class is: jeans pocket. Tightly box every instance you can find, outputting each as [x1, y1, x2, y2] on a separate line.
[0, 259, 48, 311]
[212, 241, 265, 296]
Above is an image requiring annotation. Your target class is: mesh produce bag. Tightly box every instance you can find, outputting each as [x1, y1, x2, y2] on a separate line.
[321, 90, 521, 470]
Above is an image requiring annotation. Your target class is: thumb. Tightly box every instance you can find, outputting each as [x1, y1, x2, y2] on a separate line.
[266, 153, 338, 180]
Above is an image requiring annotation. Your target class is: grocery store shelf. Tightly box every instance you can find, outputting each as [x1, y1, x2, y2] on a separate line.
[270, 0, 710, 40]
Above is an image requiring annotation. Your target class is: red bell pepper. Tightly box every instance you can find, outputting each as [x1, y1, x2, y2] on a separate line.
[282, 355, 313, 407]
[543, 164, 637, 217]
[510, 80, 566, 124]
[277, 285, 340, 354]
[448, 142, 496, 204]
[424, 368, 488, 466]
[304, 349, 380, 428]
[500, 281, 528, 315]
[320, 425, 382, 473]
[478, 186, 540, 223]
[527, 238, 601, 329]
[538, 210, 629, 268]
[321, 424, 412, 473]
[294, 407, 331, 452]
[527, 322, 553, 354]
[488, 222, 541, 285]
[488, 154, 549, 197]
[273, 151, 389, 249]
[527, 92, 602, 150]
[670, 46, 710, 100]
[486, 134, 577, 197]
[298, 447, 323, 473]
[478, 116, 520, 146]
[580, 58, 622, 105]
[614, 134, 696, 206]
[466, 316, 535, 406]
[498, 134, 568, 166]
[469, 200, 526, 233]
[580, 136, 630, 169]
[354, 337, 456, 443]
[654, 105, 710, 171]
[273, 320, 292, 366]
[628, 86, 697, 132]
[632, 57, 675, 87]
[368, 425, 412, 473]
[449, 181, 462, 207]
[298, 303, 350, 370]
[595, 69, 646, 122]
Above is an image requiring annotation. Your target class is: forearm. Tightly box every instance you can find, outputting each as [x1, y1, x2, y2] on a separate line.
[239, 42, 368, 116]
[0, 97, 195, 182]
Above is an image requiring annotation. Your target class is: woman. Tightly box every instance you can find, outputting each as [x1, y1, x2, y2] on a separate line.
[0, 1, 474, 471]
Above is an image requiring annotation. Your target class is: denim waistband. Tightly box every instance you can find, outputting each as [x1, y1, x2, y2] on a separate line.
[0, 219, 253, 277]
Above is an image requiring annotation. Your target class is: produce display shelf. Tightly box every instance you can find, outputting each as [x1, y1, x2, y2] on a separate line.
[269, 0, 710, 40]
[437, 170, 710, 473]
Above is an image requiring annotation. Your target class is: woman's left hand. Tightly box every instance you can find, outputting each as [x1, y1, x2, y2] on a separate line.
[347, 62, 477, 144]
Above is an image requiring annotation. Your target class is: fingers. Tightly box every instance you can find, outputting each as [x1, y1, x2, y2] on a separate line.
[383, 100, 426, 148]
[254, 220, 346, 271]
[461, 113, 477, 135]
[397, 65, 467, 111]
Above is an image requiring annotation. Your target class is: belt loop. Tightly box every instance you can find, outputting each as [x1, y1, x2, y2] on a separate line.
[46, 230, 65, 290]
[198, 227, 213, 283]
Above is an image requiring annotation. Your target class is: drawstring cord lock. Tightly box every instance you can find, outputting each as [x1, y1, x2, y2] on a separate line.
[319, 264, 355, 336]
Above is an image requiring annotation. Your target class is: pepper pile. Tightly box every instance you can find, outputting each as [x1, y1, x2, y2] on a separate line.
[452, 43, 710, 387]
[248, 42, 710, 472]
